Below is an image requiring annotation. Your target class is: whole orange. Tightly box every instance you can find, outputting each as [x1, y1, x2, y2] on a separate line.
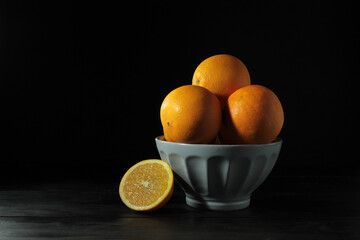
[220, 85, 284, 144]
[192, 54, 251, 108]
[160, 85, 221, 144]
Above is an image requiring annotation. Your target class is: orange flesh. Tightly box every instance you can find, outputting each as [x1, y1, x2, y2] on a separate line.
[123, 163, 170, 207]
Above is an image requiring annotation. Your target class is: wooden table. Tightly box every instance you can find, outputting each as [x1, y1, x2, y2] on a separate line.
[0, 175, 359, 239]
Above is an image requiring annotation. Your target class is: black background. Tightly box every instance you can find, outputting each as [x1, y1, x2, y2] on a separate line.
[1, 1, 358, 180]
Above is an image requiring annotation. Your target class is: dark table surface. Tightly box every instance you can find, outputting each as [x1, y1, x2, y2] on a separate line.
[0, 174, 359, 240]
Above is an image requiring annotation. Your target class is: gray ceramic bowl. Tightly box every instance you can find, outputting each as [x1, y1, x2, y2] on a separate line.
[155, 136, 282, 211]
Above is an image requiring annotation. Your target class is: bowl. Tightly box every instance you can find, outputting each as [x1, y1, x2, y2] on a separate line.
[155, 136, 282, 211]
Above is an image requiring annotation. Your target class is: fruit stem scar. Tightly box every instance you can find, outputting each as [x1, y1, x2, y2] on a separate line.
[167, 122, 170, 127]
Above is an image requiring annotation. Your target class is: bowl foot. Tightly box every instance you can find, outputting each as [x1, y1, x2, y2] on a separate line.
[185, 196, 250, 211]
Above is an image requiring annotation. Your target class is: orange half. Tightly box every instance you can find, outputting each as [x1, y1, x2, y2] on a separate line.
[119, 159, 174, 211]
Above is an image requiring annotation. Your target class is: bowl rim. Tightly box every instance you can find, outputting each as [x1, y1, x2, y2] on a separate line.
[155, 136, 282, 147]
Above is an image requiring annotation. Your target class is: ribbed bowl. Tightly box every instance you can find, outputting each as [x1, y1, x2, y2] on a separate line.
[155, 136, 282, 211]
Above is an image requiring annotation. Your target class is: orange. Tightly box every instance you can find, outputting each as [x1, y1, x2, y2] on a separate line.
[119, 159, 174, 211]
[192, 54, 251, 108]
[160, 85, 221, 144]
[220, 85, 284, 144]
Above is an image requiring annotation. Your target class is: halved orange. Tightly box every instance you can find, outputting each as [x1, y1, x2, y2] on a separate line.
[119, 159, 174, 211]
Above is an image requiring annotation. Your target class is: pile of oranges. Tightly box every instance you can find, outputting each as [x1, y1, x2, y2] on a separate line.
[161, 54, 284, 145]
[119, 54, 285, 212]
